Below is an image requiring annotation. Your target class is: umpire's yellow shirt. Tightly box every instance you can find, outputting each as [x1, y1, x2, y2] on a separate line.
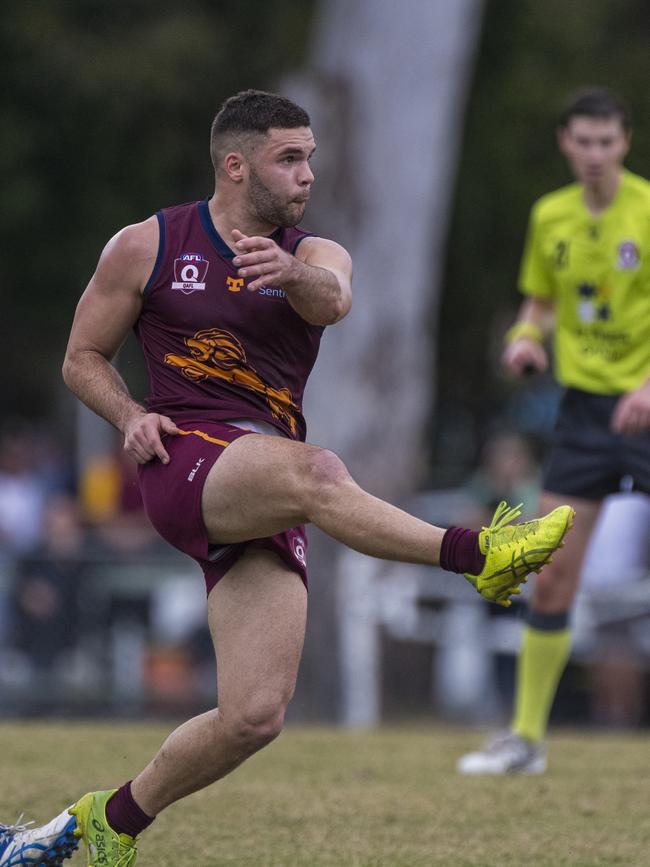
[519, 169, 650, 394]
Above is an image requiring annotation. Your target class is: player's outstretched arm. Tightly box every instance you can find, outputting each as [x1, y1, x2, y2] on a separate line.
[232, 230, 352, 325]
[62, 217, 180, 464]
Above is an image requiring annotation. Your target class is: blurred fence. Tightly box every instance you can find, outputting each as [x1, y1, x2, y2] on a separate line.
[1, 491, 649, 727]
[338, 490, 650, 730]
[0, 550, 211, 717]
[338, 552, 650, 728]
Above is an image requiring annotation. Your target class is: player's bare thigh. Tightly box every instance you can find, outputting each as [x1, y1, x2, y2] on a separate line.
[532, 490, 602, 611]
[201, 432, 345, 543]
[208, 547, 308, 719]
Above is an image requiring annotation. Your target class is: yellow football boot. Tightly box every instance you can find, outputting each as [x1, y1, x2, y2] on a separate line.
[464, 500, 575, 607]
[69, 791, 137, 866]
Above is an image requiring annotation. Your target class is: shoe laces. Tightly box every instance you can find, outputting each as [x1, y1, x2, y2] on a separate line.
[0, 815, 34, 840]
[486, 500, 540, 545]
[116, 836, 138, 866]
[488, 501, 523, 532]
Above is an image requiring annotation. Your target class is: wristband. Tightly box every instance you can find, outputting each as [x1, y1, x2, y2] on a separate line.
[504, 322, 543, 346]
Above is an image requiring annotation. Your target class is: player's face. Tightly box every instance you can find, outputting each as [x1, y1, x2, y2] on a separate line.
[558, 116, 630, 187]
[247, 127, 315, 227]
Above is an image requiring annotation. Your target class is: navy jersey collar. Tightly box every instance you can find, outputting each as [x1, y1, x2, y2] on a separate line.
[198, 198, 283, 260]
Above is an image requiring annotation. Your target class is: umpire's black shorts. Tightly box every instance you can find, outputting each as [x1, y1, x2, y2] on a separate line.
[542, 387, 650, 500]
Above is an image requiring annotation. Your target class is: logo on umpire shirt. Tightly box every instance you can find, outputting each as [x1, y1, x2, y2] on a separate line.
[172, 253, 210, 294]
[616, 240, 640, 270]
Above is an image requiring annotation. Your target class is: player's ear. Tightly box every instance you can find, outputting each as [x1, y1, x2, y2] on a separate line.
[621, 129, 632, 158]
[223, 151, 246, 183]
[556, 125, 569, 156]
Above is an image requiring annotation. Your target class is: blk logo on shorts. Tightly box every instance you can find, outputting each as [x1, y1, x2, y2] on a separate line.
[187, 457, 205, 482]
[172, 253, 210, 294]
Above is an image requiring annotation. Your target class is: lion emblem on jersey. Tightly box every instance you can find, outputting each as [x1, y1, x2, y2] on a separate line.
[164, 328, 298, 434]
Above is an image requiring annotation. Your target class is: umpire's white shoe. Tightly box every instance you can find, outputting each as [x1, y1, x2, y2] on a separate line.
[457, 731, 547, 775]
[0, 811, 78, 865]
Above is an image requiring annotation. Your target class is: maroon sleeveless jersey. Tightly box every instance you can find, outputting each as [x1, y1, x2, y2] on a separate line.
[134, 199, 323, 441]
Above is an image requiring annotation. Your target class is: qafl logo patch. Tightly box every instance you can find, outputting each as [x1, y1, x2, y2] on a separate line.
[292, 535, 307, 568]
[172, 253, 210, 294]
[616, 240, 640, 271]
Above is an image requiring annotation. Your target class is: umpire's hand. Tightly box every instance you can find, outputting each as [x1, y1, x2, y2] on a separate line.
[611, 383, 650, 436]
[501, 338, 549, 377]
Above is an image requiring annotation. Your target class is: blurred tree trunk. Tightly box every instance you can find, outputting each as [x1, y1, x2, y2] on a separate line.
[285, 0, 484, 720]
[289, 0, 483, 492]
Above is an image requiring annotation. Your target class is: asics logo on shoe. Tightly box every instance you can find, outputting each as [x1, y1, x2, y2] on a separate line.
[90, 819, 108, 865]
[96, 837, 108, 864]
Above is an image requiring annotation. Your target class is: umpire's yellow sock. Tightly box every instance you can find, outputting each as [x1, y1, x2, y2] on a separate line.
[512, 610, 571, 744]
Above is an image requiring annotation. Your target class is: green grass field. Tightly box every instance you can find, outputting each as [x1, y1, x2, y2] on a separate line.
[1, 722, 648, 866]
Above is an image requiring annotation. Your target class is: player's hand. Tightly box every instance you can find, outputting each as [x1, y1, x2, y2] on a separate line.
[231, 229, 299, 292]
[611, 382, 650, 435]
[123, 412, 180, 464]
[501, 338, 548, 378]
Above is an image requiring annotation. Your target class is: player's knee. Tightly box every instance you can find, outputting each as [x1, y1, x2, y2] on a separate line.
[299, 447, 351, 510]
[226, 701, 287, 753]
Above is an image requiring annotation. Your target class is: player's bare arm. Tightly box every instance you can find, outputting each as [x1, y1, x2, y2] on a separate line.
[232, 230, 352, 325]
[62, 216, 180, 464]
[502, 296, 555, 376]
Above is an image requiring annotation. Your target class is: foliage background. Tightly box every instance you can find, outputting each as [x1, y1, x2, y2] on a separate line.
[1, 0, 314, 423]
[2, 0, 649, 476]
[435, 0, 650, 477]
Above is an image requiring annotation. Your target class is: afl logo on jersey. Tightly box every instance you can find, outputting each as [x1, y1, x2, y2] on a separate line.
[172, 253, 210, 294]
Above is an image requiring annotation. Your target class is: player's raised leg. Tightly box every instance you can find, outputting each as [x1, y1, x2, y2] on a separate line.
[201, 433, 446, 560]
[201, 433, 574, 604]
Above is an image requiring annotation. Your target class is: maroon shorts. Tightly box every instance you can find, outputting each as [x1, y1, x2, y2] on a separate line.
[137, 421, 308, 595]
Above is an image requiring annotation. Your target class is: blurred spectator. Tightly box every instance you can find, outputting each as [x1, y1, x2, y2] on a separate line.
[80, 448, 159, 555]
[0, 422, 48, 556]
[11, 493, 84, 673]
[464, 429, 540, 522]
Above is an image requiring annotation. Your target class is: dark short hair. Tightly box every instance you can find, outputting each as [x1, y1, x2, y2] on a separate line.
[210, 89, 311, 171]
[559, 87, 631, 130]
